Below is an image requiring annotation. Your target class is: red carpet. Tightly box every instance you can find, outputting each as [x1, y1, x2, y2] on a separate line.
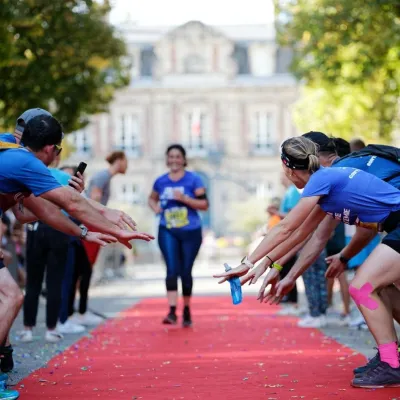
[18, 297, 398, 399]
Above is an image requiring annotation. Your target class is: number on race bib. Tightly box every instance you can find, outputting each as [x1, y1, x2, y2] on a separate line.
[165, 207, 189, 228]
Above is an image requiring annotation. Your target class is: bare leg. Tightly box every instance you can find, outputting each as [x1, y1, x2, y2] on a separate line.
[379, 285, 400, 326]
[350, 244, 400, 345]
[327, 278, 334, 307]
[338, 273, 351, 315]
[0, 268, 24, 345]
[167, 291, 178, 307]
[183, 296, 190, 307]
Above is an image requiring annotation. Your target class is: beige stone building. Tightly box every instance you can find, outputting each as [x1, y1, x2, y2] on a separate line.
[66, 20, 300, 235]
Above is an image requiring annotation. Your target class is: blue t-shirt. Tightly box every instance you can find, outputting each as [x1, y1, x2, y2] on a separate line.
[280, 185, 301, 214]
[0, 133, 16, 144]
[302, 167, 400, 230]
[333, 155, 400, 189]
[0, 147, 61, 212]
[153, 171, 204, 230]
[50, 168, 70, 186]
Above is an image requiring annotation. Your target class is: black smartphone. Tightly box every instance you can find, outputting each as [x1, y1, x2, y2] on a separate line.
[69, 162, 87, 187]
[75, 162, 87, 176]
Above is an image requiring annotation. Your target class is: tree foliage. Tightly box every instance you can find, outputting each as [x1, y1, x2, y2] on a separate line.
[0, 0, 129, 133]
[275, 0, 400, 141]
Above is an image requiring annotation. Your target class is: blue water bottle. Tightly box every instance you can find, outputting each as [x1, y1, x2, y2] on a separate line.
[224, 263, 243, 305]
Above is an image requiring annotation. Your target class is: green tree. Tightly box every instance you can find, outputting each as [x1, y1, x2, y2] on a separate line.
[275, 0, 400, 141]
[0, 0, 129, 133]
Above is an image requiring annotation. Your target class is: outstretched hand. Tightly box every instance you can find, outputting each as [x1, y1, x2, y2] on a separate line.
[85, 232, 118, 246]
[240, 263, 268, 286]
[257, 268, 280, 303]
[263, 276, 295, 305]
[103, 208, 137, 231]
[115, 230, 155, 249]
[325, 253, 346, 278]
[213, 264, 250, 284]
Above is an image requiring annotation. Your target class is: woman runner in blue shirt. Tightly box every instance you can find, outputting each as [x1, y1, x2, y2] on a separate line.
[149, 144, 209, 327]
[215, 136, 400, 388]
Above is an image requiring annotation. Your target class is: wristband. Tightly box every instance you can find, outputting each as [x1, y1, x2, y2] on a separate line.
[266, 255, 274, 267]
[240, 256, 254, 269]
[339, 254, 350, 264]
[271, 263, 283, 272]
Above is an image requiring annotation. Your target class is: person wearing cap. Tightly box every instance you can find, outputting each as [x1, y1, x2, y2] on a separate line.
[0, 114, 154, 369]
[215, 136, 400, 388]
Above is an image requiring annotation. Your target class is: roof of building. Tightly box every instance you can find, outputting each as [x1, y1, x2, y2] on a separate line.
[118, 20, 275, 44]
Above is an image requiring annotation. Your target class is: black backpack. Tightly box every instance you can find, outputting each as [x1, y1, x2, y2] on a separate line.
[338, 144, 400, 182]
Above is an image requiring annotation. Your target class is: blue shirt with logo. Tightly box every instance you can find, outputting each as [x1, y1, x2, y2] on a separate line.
[153, 171, 204, 230]
[0, 134, 61, 212]
[302, 167, 400, 230]
[333, 155, 400, 188]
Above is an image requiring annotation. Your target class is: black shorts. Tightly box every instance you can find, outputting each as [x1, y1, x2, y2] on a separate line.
[382, 210, 400, 254]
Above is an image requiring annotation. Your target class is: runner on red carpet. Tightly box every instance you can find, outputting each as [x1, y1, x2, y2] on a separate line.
[148, 144, 208, 327]
[215, 136, 400, 388]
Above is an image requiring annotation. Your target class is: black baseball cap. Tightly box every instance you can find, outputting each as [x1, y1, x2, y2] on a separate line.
[302, 131, 335, 152]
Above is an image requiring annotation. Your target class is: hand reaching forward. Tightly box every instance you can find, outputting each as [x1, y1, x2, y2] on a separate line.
[257, 267, 280, 303]
[263, 276, 296, 305]
[103, 208, 137, 231]
[213, 264, 250, 284]
[240, 263, 268, 286]
[115, 230, 155, 249]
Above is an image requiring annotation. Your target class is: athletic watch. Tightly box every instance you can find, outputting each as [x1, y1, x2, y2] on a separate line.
[240, 256, 254, 269]
[339, 254, 350, 264]
[79, 225, 88, 240]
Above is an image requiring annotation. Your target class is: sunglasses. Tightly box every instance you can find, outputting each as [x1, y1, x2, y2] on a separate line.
[54, 144, 63, 156]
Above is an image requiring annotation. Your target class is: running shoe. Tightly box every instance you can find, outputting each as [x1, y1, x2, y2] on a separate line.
[351, 360, 400, 388]
[353, 349, 380, 376]
[0, 390, 19, 400]
[162, 312, 177, 325]
[182, 307, 192, 328]
[0, 373, 8, 391]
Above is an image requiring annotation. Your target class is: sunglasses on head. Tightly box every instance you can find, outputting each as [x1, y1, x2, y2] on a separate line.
[54, 144, 62, 156]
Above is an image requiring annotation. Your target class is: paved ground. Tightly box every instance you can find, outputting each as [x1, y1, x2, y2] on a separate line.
[6, 258, 397, 388]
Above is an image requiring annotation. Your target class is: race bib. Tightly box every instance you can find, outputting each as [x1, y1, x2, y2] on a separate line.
[165, 207, 189, 228]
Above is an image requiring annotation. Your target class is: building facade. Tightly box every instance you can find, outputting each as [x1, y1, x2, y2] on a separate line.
[66, 20, 300, 235]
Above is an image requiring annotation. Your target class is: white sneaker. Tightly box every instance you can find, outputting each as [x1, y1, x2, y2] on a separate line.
[57, 320, 86, 334]
[19, 330, 33, 343]
[298, 315, 327, 328]
[45, 330, 64, 343]
[277, 305, 300, 316]
[326, 314, 351, 327]
[349, 314, 365, 329]
[69, 311, 104, 326]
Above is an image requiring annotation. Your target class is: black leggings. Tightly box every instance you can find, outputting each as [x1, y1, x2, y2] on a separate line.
[69, 241, 92, 316]
[158, 226, 202, 296]
[279, 255, 298, 303]
[23, 222, 69, 329]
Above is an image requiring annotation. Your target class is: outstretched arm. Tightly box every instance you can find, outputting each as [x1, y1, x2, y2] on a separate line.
[214, 196, 322, 281]
[286, 215, 339, 281]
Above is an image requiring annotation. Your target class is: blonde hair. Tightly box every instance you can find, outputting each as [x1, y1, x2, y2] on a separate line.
[282, 137, 320, 173]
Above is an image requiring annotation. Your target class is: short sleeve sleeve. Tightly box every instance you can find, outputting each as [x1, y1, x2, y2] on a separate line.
[16, 155, 61, 196]
[90, 171, 109, 190]
[302, 170, 331, 198]
[192, 174, 205, 191]
[153, 177, 162, 194]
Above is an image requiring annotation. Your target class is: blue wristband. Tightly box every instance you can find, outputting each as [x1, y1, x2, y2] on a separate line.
[0, 259, 5, 270]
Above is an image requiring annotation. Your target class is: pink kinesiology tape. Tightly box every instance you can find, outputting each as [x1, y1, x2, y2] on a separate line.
[349, 283, 379, 310]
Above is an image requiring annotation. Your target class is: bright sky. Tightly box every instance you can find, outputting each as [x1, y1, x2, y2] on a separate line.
[109, 0, 275, 26]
